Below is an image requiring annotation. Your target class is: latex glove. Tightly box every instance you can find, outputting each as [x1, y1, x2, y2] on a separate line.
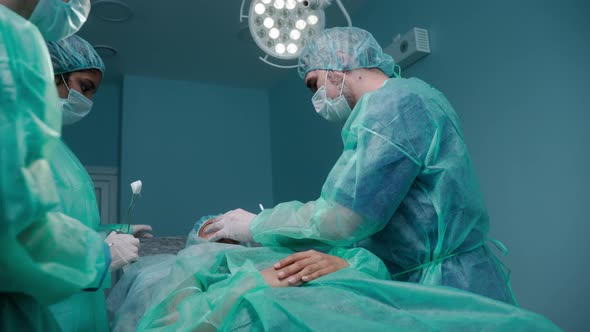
[132, 224, 153, 238]
[203, 209, 256, 243]
[105, 232, 140, 271]
[273, 250, 349, 285]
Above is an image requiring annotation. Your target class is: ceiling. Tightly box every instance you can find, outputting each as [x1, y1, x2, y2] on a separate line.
[78, 0, 370, 88]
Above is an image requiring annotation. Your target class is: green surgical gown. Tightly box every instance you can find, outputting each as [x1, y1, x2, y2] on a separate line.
[250, 77, 516, 304]
[0, 5, 109, 331]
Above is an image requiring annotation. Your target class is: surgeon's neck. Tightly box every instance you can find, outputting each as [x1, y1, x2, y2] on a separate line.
[0, 0, 38, 19]
[349, 69, 390, 104]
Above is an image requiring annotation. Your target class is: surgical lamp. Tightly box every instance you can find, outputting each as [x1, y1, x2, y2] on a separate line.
[240, 0, 351, 68]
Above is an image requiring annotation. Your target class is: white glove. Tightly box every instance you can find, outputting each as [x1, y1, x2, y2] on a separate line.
[105, 232, 140, 271]
[204, 209, 256, 243]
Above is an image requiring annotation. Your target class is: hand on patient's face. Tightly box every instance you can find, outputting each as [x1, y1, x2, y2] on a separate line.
[273, 250, 349, 285]
[198, 219, 240, 244]
[202, 209, 256, 243]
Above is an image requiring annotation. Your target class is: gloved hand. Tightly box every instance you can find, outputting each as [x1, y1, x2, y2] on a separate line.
[132, 224, 153, 238]
[204, 209, 256, 243]
[105, 232, 140, 271]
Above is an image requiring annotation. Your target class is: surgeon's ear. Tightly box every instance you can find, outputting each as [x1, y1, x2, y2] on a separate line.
[327, 70, 345, 85]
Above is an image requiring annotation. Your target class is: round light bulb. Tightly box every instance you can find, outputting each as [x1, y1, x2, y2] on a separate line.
[274, 0, 285, 9]
[275, 43, 286, 54]
[262, 0, 271, 4]
[254, 3, 266, 15]
[290, 29, 301, 40]
[263, 17, 274, 28]
[287, 43, 298, 54]
[307, 15, 318, 25]
[269, 28, 280, 39]
[286, 0, 297, 10]
[295, 19, 306, 30]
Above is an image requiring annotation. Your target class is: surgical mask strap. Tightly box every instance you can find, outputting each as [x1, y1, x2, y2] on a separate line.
[61, 74, 72, 92]
[325, 70, 346, 98]
[339, 72, 346, 96]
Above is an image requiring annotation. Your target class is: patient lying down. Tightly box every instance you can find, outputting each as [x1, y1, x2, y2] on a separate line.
[196, 217, 350, 288]
[106, 216, 560, 332]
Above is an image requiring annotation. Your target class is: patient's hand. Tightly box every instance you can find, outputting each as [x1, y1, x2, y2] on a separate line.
[132, 224, 153, 238]
[273, 250, 349, 285]
[260, 267, 296, 287]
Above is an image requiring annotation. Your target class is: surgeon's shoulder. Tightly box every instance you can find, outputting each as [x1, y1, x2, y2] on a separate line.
[0, 6, 40, 41]
[380, 77, 439, 99]
[362, 77, 432, 115]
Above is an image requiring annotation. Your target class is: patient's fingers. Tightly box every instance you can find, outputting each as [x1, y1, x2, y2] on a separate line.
[133, 224, 152, 233]
[286, 259, 331, 284]
[300, 268, 332, 283]
[274, 250, 317, 269]
[291, 253, 349, 284]
[276, 258, 311, 279]
[276, 252, 322, 280]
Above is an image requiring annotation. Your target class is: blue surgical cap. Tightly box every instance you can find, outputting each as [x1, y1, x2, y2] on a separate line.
[298, 27, 396, 79]
[46, 34, 105, 75]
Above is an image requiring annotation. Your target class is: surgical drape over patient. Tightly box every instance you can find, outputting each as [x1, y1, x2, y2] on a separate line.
[107, 232, 560, 331]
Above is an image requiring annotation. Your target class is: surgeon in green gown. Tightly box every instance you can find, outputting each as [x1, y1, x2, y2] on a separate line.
[45, 34, 153, 332]
[205, 26, 516, 305]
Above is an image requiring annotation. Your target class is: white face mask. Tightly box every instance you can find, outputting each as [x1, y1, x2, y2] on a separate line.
[312, 71, 352, 123]
[29, 0, 91, 42]
[60, 75, 93, 126]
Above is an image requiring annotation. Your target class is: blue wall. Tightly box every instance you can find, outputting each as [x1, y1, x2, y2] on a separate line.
[119, 75, 274, 236]
[62, 83, 121, 167]
[267, 1, 588, 330]
[268, 77, 341, 203]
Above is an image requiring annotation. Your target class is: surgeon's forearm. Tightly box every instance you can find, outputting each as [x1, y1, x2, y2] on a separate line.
[328, 247, 390, 280]
[83, 243, 112, 291]
[251, 200, 369, 248]
[0, 211, 113, 304]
